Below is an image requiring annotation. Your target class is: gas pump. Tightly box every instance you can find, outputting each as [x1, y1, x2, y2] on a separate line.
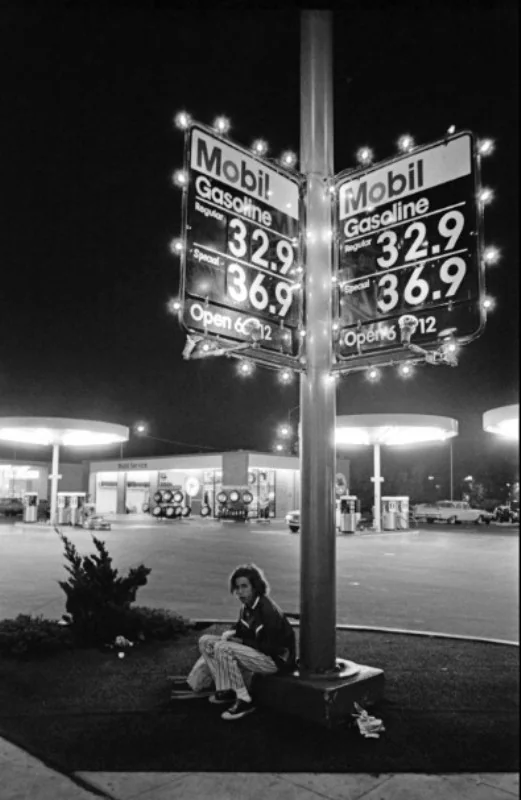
[381, 497, 398, 530]
[23, 492, 38, 523]
[69, 493, 87, 526]
[395, 497, 410, 529]
[57, 493, 70, 525]
[338, 495, 359, 533]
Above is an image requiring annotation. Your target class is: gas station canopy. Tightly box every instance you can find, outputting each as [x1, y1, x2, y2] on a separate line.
[0, 417, 129, 447]
[335, 413, 458, 446]
[482, 405, 519, 441]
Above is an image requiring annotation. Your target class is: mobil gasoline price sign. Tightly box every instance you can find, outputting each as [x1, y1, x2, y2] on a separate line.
[180, 124, 302, 358]
[333, 131, 485, 363]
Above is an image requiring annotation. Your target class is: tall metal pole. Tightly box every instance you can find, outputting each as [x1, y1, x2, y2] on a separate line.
[373, 443, 382, 532]
[50, 443, 60, 525]
[449, 439, 453, 501]
[299, 10, 336, 674]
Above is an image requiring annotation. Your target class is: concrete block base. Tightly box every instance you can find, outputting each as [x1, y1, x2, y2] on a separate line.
[252, 659, 384, 729]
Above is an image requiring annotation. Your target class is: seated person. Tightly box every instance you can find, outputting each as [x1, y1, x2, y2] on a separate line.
[171, 562, 296, 721]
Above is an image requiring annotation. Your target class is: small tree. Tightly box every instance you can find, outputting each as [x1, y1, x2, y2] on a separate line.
[56, 529, 151, 644]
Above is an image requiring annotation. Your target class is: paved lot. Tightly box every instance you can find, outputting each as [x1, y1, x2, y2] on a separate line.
[0, 516, 518, 641]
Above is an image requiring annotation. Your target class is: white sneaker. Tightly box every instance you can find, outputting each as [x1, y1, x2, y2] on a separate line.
[221, 699, 256, 720]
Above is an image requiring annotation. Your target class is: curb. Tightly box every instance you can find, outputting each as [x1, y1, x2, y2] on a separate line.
[190, 619, 519, 647]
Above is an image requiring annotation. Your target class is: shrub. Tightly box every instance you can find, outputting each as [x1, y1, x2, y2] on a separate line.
[130, 606, 191, 641]
[0, 615, 73, 658]
[56, 530, 151, 645]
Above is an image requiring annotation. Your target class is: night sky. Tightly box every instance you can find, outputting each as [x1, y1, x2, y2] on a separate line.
[0, 2, 518, 486]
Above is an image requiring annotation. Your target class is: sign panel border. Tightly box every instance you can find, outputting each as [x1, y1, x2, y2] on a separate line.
[179, 122, 306, 365]
[332, 130, 486, 365]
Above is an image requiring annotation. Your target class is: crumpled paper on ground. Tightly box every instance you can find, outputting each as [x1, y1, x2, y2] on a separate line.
[352, 701, 385, 739]
[114, 635, 134, 649]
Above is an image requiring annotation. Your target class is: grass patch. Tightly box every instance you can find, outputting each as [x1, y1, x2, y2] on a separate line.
[0, 624, 518, 773]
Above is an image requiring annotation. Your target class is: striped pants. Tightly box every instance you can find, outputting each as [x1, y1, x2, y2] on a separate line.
[187, 634, 278, 702]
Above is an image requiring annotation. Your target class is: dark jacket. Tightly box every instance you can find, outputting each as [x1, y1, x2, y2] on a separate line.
[234, 594, 296, 671]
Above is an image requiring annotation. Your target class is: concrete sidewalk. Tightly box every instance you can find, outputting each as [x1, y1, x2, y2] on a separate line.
[1, 737, 518, 800]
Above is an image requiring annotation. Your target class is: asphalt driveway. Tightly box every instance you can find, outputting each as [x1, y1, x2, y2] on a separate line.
[0, 516, 518, 642]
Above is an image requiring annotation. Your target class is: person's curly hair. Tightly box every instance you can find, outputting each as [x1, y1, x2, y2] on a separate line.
[229, 563, 270, 596]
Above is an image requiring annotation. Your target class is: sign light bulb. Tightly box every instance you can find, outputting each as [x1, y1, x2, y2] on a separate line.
[275, 443, 284, 452]
[442, 338, 458, 355]
[398, 363, 414, 379]
[356, 146, 374, 165]
[172, 169, 188, 188]
[279, 369, 293, 385]
[252, 139, 268, 156]
[482, 296, 495, 311]
[483, 246, 500, 265]
[280, 150, 297, 168]
[447, 125, 456, 134]
[213, 116, 231, 134]
[397, 134, 415, 153]
[167, 298, 182, 313]
[279, 424, 291, 438]
[367, 367, 381, 383]
[478, 138, 495, 156]
[479, 187, 494, 206]
[174, 111, 191, 130]
[169, 238, 184, 255]
[237, 360, 254, 376]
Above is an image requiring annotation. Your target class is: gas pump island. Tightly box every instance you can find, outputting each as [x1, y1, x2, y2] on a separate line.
[172, 11, 491, 727]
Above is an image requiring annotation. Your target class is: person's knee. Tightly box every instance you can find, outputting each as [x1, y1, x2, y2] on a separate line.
[213, 640, 231, 659]
[198, 634, 217, 653]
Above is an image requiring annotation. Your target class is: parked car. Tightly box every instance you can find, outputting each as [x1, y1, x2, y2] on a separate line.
[0, 497, 24, 517]
[412, 500, 493, 525]
[285, 510, 300, 533]
[83, 515, 111, 531]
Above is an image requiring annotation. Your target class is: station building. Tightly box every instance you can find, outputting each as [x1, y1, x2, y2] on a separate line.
[2, 451, 350, 520]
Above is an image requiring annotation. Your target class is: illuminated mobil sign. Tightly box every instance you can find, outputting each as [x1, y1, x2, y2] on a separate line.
[181, 124, 302, 359]
[333, 131, 485, 363]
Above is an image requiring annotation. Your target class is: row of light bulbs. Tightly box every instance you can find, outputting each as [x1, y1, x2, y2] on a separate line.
[174, 110, 298, 169]
[175, 112, 495, 171]
[354, 130, 495, 167]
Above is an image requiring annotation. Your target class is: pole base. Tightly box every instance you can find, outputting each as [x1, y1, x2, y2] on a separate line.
[298, 657, 361, 680]
[252, 661, 384, 729]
